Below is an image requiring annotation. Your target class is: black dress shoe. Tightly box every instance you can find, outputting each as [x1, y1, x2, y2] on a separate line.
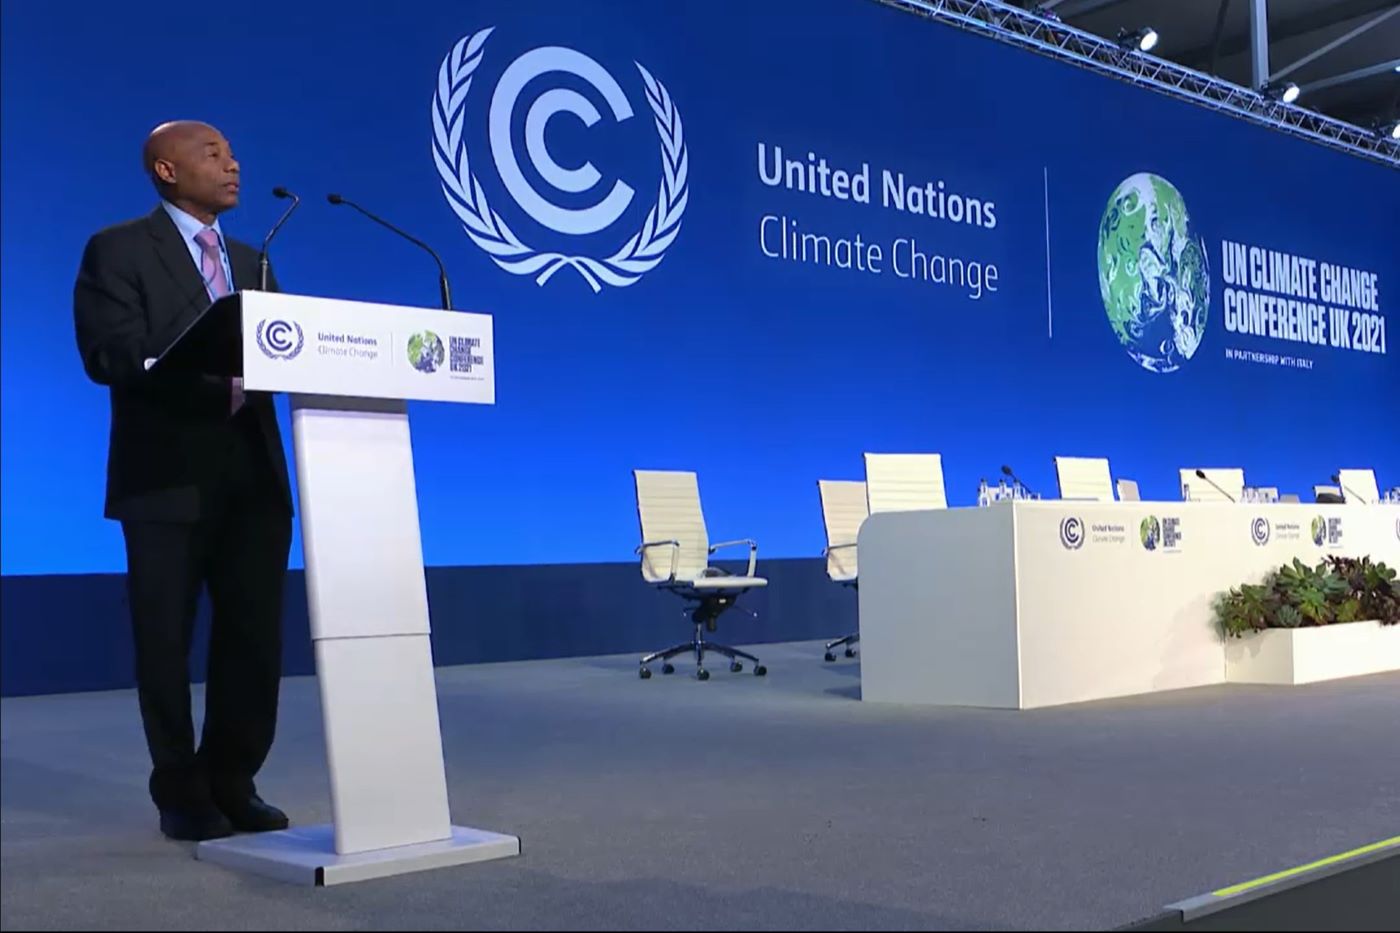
[159, 804, 235, 842]
[214, 794, 290, 833]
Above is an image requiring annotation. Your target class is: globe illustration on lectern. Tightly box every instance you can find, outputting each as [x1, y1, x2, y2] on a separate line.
[1097, 173, 1210, 373]
[407, 330, 445, 373]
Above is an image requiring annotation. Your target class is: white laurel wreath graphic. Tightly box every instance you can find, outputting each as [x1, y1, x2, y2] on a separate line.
[431, 29, 688, 292]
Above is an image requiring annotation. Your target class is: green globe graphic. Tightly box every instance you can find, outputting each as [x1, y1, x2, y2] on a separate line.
[1097, 173, 1210, 373]
[1140, 515, 1161, 551]
[407, 330, 445, 374]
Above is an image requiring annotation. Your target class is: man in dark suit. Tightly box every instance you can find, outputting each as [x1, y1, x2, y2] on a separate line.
[73, 121, 293, 842]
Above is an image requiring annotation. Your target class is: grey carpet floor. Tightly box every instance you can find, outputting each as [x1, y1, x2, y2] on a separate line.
[3, 641, 1399, 931]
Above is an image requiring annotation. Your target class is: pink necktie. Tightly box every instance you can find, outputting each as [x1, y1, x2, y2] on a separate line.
[194, 228, 242, 414]
[194, 228, 231, 299]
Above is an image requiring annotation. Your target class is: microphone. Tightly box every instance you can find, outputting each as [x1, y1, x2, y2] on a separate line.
[327, 193, 453, 310]
[258, 187, 301, 291]
[1194, 468, 1237, 503]
[1000, 464, 1036, 498]
[1331, 473, 1369, 504]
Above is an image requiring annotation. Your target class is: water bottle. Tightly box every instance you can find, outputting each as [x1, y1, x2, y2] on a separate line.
[1183, 482, 1192, 502]
[997, 478, 1008, 502]
[977, 479, 990, 508]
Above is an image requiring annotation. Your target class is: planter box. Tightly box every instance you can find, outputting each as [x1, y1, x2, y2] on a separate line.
[1225, 621, 1400, 685]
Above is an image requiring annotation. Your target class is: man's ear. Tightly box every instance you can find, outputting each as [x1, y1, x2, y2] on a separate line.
[152, 158, 177, 185]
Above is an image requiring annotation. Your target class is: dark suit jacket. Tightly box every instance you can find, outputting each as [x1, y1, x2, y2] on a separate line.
[74, 206, 293, 522]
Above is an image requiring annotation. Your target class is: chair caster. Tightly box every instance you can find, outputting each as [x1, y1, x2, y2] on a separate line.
[845, 648, 857, 658]
[639, 667, 652, 679]
[730, 662, 743, 673]
[696, 668, 710, 681]
[662, 663, 675, 675]
[824, 652, 836, 662]
[754, 665, 767, 677]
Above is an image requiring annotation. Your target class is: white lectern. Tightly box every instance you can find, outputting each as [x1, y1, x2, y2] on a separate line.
[158, 291, 520, 885]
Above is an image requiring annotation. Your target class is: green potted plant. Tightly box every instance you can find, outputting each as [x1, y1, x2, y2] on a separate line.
[1217, 556, 1400, 685]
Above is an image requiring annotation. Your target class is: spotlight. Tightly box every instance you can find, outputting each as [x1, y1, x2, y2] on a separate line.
[1116, 26, 1159, 52]
[1262, 80, 1301, 104]
[1390, 122, 1400, 141]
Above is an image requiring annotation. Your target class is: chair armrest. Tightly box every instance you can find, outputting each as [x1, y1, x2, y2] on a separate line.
[636, 540, 680, 582]
[709, 539, 758, 578]
[822, 542, 858, 556]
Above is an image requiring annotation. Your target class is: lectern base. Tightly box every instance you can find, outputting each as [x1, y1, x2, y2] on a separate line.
[196, 824, 521, 886]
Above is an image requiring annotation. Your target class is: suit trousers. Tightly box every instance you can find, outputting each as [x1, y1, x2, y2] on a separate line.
[121, 408, 292, 809]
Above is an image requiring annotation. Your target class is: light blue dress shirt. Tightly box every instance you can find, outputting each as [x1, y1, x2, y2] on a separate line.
[161, 201, 235, 300]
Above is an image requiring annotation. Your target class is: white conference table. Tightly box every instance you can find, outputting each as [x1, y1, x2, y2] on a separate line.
[856, 501, 1400, 709]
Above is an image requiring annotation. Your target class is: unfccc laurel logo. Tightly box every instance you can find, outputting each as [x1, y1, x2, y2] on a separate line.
[255, 319, 304, 360]
[431, 29, 688, 292]
[1059, 516, 1085, 550]
[1250, 516, 1271, 546]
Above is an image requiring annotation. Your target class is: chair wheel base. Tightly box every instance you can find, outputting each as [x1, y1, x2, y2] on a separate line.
[754, 665, 767, 677]
[639, 667, 652, 680]
[845, 648, 857, 658]
[662, 663, 675, 675]
[824, 652, 836, 662]
[730, 662, 743, 673]
[697, 668, 710, 681]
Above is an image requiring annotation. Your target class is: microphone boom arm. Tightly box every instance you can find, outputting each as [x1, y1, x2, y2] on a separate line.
[328, 194, 453, 310]
[259, 188, 301, 291]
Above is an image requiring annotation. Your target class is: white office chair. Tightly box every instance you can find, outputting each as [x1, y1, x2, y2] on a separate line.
[1313, 484, 1344, 504]
[817, 480, 866, 662]
[1336, 469, 1380, 504]
[1055, 456, 1115, 502]
[633, 470, 768, 681]
[1180, 468, 1245, 503]
[1116, 478, 1141, 502]
[864, 453, 948, 513]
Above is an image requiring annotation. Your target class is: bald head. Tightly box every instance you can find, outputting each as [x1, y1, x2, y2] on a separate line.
[144, 121, 241, 223]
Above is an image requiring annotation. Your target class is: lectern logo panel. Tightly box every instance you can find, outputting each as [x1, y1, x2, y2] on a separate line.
[431, 28, 688, 292]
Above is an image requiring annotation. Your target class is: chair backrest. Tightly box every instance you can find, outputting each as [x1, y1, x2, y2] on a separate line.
[1116, 478, 1141, 502]
[634, 470, 709, 583]
[1337, 469, 1380, 504]
[1313, 484, 1343, 503]
[818, 480, 867, 583]
[1280, 493, 1301, 503]
[1055, 456, 1115, 502]
[863, 453, 948, 513]
[1180, 468, 1245, 503]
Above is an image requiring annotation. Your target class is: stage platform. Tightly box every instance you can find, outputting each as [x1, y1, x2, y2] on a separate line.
[3, 641, 1397, 930]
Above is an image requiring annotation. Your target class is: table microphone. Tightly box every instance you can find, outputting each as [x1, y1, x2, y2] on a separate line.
[1194, 469, 1236, 502]
[327, 193, 453, 310]
[1331, 473, 1369, 504]
[258, 187, 301, 291]
[1001, 464, 1036, 498]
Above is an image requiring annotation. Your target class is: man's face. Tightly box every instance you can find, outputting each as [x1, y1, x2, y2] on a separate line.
[155, 126, 240, 215]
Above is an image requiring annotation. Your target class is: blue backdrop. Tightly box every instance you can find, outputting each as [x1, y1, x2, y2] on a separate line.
[2, 0, 1397, 579]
